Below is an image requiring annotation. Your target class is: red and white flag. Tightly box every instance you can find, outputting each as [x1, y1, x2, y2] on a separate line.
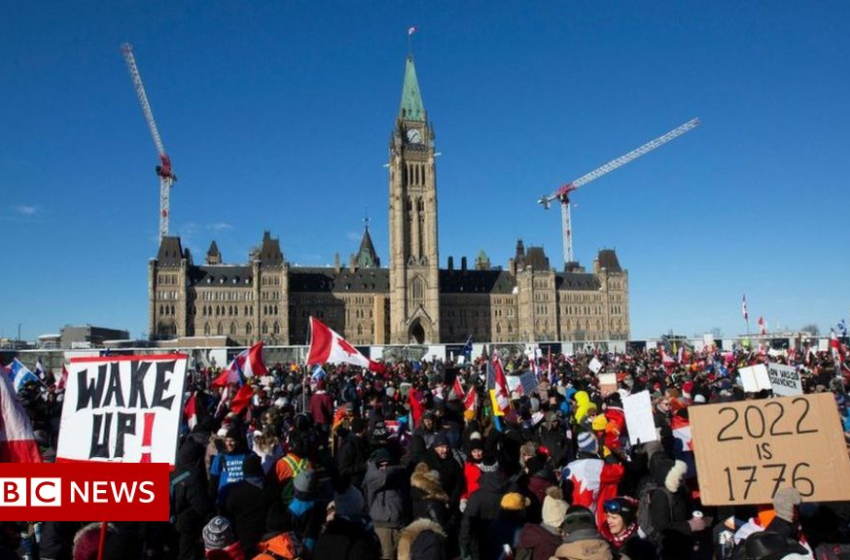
[56, 364, 69, 391]
[306, 317, 385, 373]
[184, 393, 198, 430]
[463, 385, 477, 412]
[408, 26, 418, 36]
[830, 330, 846, 359]
[758, 316, 767, 335]
[0, 368, 42, 463]
[492, 354, 511, 415]
[452, 374, 464, 400]
[212, 341, 268, 387]
[742, 295, 749, 322]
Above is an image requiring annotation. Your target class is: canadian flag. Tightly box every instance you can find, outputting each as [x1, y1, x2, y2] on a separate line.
[830, 330, 846, 359]
[306, 317, 385, 373]
[184, 393, 198, 430]
[463, 385, 477, 412]
[212, 341, 268, 387]
[56, 364, 69, 392]
[660, 345, 675, 366]
[490, 354, 510, 415]
[758, 316, 767, 335]
[452, 373, 464, 401]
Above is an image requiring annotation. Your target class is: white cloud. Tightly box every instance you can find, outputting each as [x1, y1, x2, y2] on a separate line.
[12, 205, 37, 216]
[207, 223, 233, 232]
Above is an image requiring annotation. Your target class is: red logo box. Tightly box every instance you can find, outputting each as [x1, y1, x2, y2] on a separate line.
[0, 463, 170, 521]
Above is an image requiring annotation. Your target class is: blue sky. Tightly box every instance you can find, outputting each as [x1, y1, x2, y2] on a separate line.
[2, 1, 849, 342]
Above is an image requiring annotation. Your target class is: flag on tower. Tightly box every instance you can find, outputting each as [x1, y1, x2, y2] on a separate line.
[306, 316, 385, 373]
[408, 26, 418, 36]
[742, 295, 749, 322]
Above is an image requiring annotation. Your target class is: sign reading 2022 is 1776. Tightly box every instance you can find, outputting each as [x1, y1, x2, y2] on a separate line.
[56, 354, 187, 465]
[690, 393, 850, 506]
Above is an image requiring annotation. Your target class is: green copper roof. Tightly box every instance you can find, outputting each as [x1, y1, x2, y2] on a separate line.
[399, 56, 425, 122]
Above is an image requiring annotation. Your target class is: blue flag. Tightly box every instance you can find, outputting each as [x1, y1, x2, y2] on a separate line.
[8, 359, 40, 393]
[839, 320, 848, 338]
[462, 336, 473, 361]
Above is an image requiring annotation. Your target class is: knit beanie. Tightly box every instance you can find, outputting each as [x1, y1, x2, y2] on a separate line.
[203, 516, 235, 550]
[577, 431, 599, 456]
[773, 487, 802, 522]
[333, 486, 365, 520]
[242, 454, 264, 479]
[541, 487, 568, 529]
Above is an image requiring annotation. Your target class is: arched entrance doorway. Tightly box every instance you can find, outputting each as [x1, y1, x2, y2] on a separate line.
[409, 321, 425, 344]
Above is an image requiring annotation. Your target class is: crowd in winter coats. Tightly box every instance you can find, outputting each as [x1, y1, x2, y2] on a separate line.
[3, 345, 850, 560]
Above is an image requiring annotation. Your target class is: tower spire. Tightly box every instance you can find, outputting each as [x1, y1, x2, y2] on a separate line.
[399, 55, 425, 122]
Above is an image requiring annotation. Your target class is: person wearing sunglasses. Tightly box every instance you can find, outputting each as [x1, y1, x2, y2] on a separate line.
[600, 497, 658, 560]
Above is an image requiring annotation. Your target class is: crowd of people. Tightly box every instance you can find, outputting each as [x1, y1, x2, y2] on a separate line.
[3, 343, 850, 560]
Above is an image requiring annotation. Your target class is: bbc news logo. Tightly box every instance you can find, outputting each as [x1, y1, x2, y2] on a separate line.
[0, 463, 169, 521]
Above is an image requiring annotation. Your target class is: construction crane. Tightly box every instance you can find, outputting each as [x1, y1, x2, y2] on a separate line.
[538, 118, 700, 265]
[121, 43, 177, 242]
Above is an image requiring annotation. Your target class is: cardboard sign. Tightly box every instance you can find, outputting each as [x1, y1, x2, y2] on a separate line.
[598, 373, 618, 394]
[690, 393, 850, 506]
[588, 357, 603, 374]
[623, 390, 658, 445]
[739, 364, 771, 393]
[766, 364, 803, 397]
[57, 354, 188, 465]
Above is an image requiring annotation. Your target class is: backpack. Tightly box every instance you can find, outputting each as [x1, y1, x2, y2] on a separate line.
[636, 482, 674, 546]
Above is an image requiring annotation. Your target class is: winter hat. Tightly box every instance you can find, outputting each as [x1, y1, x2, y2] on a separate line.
[693, 394, 706, 404]
[469, 439, 485, 452]
[293, 468, 315, 495]
[371, 448, 393, 465]
[350, 418, 367, 434]
[577, 431, 599, 456]
[591, 415, 608, 432]
[741, 531, 808, 560]
[73, 522, 122, 560]
[603, 497, 638, 526]
[541, 487, 568, 529]
[500, 492, 531, 511]
[203, 516, 235, 550]
[225, 427, 241, 441]
[431, 433, 450, 449]
[243, 454, 264, 478]
[333, 486, 365, 520]
[562, 505, 596, 535]
[773, 487, 802, 522]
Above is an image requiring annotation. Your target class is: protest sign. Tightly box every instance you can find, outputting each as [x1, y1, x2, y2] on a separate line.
[739, 364, 771, 393]
[598, 373, 618, 394]
[766, 363, 802, 397]
[506, 375, 522, 394]
[623, 390, 658, 445]
[57, 354, 188, 465]
[588, 357, 603, 374]
[703, 334, 715, 348]
[690, 393, 850, 506]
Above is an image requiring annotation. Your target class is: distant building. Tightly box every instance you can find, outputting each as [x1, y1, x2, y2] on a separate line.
[60, 325, 130, 349]
[148, 54, 629, 346]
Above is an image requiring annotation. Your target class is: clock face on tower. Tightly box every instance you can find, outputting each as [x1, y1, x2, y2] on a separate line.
[406, 128, 422, 144]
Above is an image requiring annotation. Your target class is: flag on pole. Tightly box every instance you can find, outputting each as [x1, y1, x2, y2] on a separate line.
[212, 342, 268, 387]
[742, 295, 749, 322]
[306, 317, 385, 373]
[452, 373, 464, 401]
[461, 336, 473, 362]
[463, 386, 477, 412]
[408, 26, 418, 36]
[7, 359, 40, 393]
[56, 364, 68, 391]
[183, 393, 198, 431]
[758, 316, 767, 335]
[489, 354, 510, 416]
[838, 319, 848, 338]
[0, 367, 42, 462]
[35, 357, 47, 381]
[830, 330, 845, 359]
[230, 385, 254, 415]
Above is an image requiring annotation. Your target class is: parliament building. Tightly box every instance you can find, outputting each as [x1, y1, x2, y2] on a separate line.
[148, 55, 630, 347]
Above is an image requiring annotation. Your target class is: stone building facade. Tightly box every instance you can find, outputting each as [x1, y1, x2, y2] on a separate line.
[148, 55, 630, 346]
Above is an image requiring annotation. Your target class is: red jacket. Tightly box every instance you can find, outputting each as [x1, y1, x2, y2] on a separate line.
[309, 391, 333, 425]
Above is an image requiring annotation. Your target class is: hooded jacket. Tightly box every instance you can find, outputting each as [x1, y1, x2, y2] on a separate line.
[363, 459, 408, 529]
[572, 391, 597, 424]
[397, 519, 447, 560]
[459, 470, 508, 560]
[410, 464, 450, 529]
[647, 455, 692, 560]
